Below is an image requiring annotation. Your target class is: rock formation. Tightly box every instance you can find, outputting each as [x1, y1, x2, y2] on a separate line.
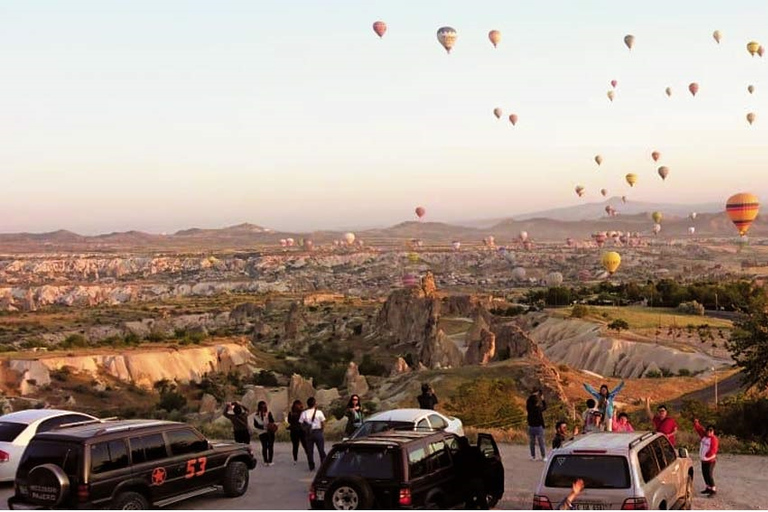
[390, 357, 411, 376]
[344, 362, 369, 397]
[465, 328, 496, 365]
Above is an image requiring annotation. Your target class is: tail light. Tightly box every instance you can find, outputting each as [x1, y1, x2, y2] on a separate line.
[77, 484, 90, 503]
[621, 497, 649, 510]
[533, 495, 553, 509]
[308, 484, 316, 502]
[0, 450, 9, 463]
[399, 487, 412, 507]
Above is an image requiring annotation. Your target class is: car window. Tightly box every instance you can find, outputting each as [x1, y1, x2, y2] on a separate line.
[166, 428, 208, 456]
[445, 436, 459, 455]
[0, 422, 27, 442]
[659, 436, 677, 466]
[37, 414, 94, 433]
[130, 434, 167, 464]
[408, 445, 428, 478]
[428, 440, 451, 470]
[478, 435, 498, 459]
[545, 455, 630, 489]
[416, 419, 429, 430]
[428, 414, 447, 430]
[91, 440, 130, 474]
[324, 447, 396, 480]
[638, 445, 661, 482]
[651, 439, 669, 471]
[18, 440, 82, 477]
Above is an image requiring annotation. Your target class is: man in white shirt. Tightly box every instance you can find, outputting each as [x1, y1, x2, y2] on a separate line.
[299, 396, 326, 471]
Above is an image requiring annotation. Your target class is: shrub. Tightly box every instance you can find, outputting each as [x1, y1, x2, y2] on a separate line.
[570, 304, 590, 318]
[677, 368, 691, 377]
[60, 334, 89, 349]
[677, 301, 705, 316]
[645, 370, 662, 378]
[358, 354, 389, 377]
[252, 370, 279, 386]
[158, 389, 187, 412]
[444, 379, 525, 428]
[607, 319, 629, 332]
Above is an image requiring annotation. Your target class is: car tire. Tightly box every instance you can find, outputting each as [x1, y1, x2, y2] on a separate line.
[682, 475, 693, 510]
[111, 491, 149, 510]
[324, 476, 374, 510]
[222, 461, 250, 497]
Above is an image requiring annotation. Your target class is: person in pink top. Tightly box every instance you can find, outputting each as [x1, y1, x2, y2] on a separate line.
[644, 398, 678, 446]
[693, 419, 719, 496]
[612, 411, 634, 432]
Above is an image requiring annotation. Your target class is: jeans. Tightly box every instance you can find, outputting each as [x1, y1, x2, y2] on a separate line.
[259, 431, 275, 463]
[306, 430, 326, 470]
[290, 429, 308, 462]
[528, 426, 546, 458]
[702, 460, 716, 489]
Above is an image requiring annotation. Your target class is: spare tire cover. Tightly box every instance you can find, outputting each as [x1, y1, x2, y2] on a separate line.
[28, 464, 70, 507]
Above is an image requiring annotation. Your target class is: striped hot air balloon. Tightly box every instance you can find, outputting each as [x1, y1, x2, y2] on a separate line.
[726, 193, 760, 236]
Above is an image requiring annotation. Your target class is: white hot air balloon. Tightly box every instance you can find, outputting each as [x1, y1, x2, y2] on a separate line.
[344, 232, 356, 245]
[546, 272, 564, 287]
[519, 231, 529, 242]
[688, 227, 696, 235]
[452, 241, 461, 251]
[512, 267, 526, 281]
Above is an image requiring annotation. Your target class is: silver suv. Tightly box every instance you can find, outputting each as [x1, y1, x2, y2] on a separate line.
[533, 431, 693, 510]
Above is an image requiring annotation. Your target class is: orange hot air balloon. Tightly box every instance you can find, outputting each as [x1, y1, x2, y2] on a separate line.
[607, 90, 615, 102]
[610, 80, 617, 88]
[726, 193, 760, 236]
[747, 112, 756, 125]
[415, 206, 426, 219]
[493, 107, 502, 119]
[372, 21, 387, 38]
[601, 188, 608, 197]
[665, 86, 672, 97]
[488, 30, 501, 48]
[747, 41, 760, 56]
[713, 30, 722, 44]
[624, 34, 635, 50]
[651, 151, 660, 162]
[625, 173, 637, 187]
[594, 154, 603, 166]
[689, 83, 699, 96]
[657, 166, 669, 180]
[748, 85, 755, 94]
[508, 113, 518, 126]
[437, 26, 457, 53]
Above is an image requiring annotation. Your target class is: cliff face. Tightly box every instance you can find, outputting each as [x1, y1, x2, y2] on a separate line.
[1, 343, 256, 395]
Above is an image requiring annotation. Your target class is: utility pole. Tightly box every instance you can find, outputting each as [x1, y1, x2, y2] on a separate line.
[711, 365, 718, 409]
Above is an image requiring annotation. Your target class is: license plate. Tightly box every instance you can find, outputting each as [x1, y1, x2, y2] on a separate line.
[315, 491, 325, 501]
[574, 503, 606, 510]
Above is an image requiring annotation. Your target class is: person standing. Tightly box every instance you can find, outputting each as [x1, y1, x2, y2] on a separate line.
[694, 419, 719, 496]
[223, 401, 250, 444]
[581, 399, 600, 433]
[526, 388, 547, 461]
[300, 396, 327, 471]
[253, 401, 276, 466]
[286, 400, 308, 466]
[583, 380, 625, 431]
[417, 383, 439, 410]
[613, 411, 634, 432]
[344, 394, 364, 437]
[644, 398, 679, 446]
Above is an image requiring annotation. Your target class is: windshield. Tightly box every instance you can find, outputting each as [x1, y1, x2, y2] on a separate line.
[0, 422, 27, 442]
[545, 455, 630, 489]
[324, 446, 397, 480]
[350, 421, 413, 439]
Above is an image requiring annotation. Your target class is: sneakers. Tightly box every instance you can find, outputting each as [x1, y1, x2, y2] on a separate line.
[701, 489, 713, 495]
[542, 456, 548, 462]
[530, 456, 537, 461]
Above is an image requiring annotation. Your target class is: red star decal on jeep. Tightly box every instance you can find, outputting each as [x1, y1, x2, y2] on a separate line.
[151, 467, 167, 486]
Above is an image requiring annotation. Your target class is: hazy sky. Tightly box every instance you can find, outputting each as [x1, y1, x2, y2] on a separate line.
[3, 1, 768, 234]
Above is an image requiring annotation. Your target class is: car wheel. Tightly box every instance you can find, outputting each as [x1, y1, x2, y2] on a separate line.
[682, 475, 693, 510]
[112, 491, 149, 510]
[222, 461, 250, 497]
[324, 477, 373, 510]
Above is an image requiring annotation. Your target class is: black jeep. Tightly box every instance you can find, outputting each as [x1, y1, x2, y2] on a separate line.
[309, 430, 504, 509]
[8, 419, 256, 509]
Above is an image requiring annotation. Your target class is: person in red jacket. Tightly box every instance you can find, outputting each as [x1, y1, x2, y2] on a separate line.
[644, 398, 679, 446]
[694, 419, 719, 496]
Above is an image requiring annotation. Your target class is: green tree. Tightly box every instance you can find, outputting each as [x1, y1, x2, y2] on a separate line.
[444, 379, 525, 428]
[607, 319, 629, 333]
[727, 295, 768, 390]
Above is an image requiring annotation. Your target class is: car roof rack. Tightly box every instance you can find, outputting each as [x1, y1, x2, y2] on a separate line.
[55, 417, 119, 430]
[93, 420, 169, 436]
[628, 431, 655, 449]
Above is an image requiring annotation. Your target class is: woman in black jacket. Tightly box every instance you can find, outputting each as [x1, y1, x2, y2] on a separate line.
[253, 400, 276, 465]
[286, 400, 308, 465]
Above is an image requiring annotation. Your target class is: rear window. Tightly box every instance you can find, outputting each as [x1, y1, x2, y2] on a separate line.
[324, 447, 397, 480]
[0, 422, 27, 442]
[17, 440, 82, 477]
[545, 455, 630, 489]
[351, 421, 412, 439]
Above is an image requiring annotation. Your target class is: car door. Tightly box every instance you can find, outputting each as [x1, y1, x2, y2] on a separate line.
[163, 428, 217, 496]
[128, 433, 171, 503]
[637, 443, 664, 508]
[657, 436, 685, 505]
[477, 433, 504, 500]
[649, 438, 678, 507]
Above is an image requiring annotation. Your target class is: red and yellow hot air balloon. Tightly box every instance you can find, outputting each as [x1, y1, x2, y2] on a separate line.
[437, 26, 457, 53]
[415, 206, 426, 219]
[726, 193, 760, 236]
[508, 113, 518, 126]
[493, 107, 502, 119]
[625, 173, 637, 187]
[689, 83, 699, 96]
[657, 166, 669, 181]
[747, 41, 760, 56]
[651, 151, 660, 162]
[488, 30, 501, 48]
[372, 21, 387, 38]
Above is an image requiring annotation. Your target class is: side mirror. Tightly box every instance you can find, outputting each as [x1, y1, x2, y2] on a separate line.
[678, 448, 689, 458]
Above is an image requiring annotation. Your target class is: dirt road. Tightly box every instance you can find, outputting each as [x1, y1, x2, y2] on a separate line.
[0, 443, 765, 509]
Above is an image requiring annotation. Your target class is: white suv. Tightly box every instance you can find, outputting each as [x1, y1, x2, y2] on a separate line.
[533, 431, 693, 510]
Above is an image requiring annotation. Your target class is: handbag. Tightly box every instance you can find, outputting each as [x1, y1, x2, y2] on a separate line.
[267, 422, 278, 433]
[302, 407, 317, 435]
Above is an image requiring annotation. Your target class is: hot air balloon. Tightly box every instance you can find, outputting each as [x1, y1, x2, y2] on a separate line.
[748, 85, 755, 94]
[415, 206, 426, 219]
[407, 252, 420, 263]
[665, 87, 672, 97]
[279, 239, 287, 247]
[488, 30, 501, 48]
[501, 248, 516, 263]
[748, 41, 760, 56]
[519, 231, 528, 242]
[625, 174, 637, 187]
[402, 273, 419, 287]
[747, 112, 756, 125]
[546, 272, 564, 287]
[593, 232, 607, 247]
[605, 205, 615, 216]
[652, 211, 663, 224]
[653, 223, 662, 235]
[726, 193, 760, 236]
[601, 188, 608, 197]
[286, 237, 295, 247]
[624, 34, 635, 50]
[759, 46, 765, 57]
[688, 227, 696, 235]
[689, 83, 699, 96]
[713, 30, 722, 44]
[690, 212, 697, 220]
[601, 252, 621, 274]
[594, 154, 603, 166]
[304, 239, 314, 251]
[452, 241, 461, 251]
[658, 166, 669, 181]
[566, 237, 575, 248]
[483, 236, 495, 247]
[493, 107, 502, 119]
[512, 267, 526, 281]
[575, 185, 585, 197]
[508, 114, 518, 126]
[651, 151, 660, 162]
[437, 26, 457, 53]
[578, 269, 591, 282]
[607, 90, 615, 102]
[373, 21, 387, 38]
[621, 196, 627, 204]
[611, 80, 617, 88]
[344, 232, 356, 245]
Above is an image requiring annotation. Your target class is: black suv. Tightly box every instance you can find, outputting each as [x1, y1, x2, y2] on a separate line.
[8, 419, 257, 510]
[309, 430, 504, 510]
